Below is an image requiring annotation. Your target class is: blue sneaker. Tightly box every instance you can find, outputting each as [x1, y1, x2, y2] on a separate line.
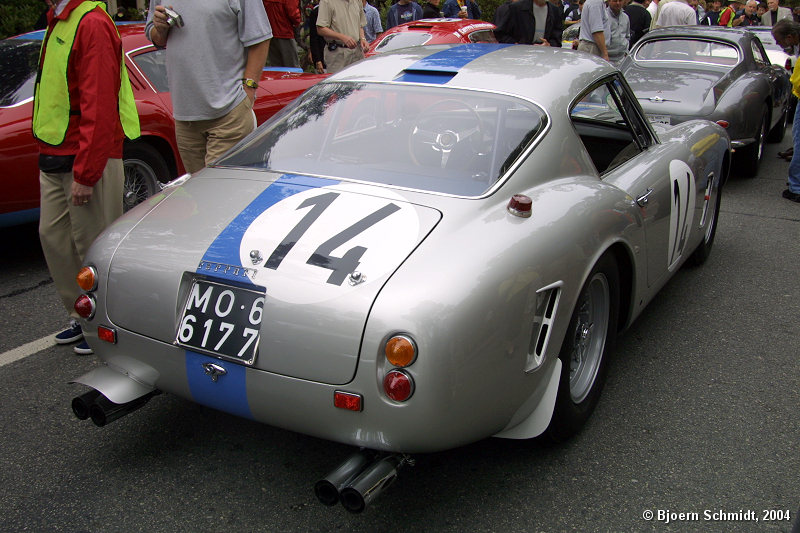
[55, 320, 83, 345]
[73, 340, 93, 356]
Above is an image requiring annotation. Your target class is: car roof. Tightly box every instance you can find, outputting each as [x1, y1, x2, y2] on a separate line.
[638, 26, 750, 47]
[328, 43, 616, 107]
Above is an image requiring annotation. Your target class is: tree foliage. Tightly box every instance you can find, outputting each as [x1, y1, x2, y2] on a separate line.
[0, 0, 46, 40]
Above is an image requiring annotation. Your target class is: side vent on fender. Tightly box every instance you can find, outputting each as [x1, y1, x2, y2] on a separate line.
[526, 282, 562, 373]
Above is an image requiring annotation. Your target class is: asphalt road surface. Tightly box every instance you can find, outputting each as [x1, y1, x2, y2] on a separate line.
[1, 138, 798, 533]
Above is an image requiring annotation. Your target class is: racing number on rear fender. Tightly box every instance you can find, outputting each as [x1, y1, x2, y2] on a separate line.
[668, 160, 696, 270]
[264, 192, 401, 285]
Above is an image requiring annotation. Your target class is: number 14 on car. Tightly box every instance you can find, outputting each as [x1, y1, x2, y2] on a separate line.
[176, 280, 266, 364]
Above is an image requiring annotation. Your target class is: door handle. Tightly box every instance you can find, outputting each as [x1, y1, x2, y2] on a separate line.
[636, 188, 654, 207]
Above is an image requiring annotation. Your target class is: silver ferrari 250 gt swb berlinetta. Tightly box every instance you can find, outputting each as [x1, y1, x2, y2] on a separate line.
[69, 44, 730, 512]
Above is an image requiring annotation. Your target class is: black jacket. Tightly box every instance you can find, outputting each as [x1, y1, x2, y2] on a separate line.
[494, 0, 563, 48]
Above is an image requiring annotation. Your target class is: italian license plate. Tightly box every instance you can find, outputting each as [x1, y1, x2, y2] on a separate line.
[647, 114, 671, 126]
[176, 279, 265, 365]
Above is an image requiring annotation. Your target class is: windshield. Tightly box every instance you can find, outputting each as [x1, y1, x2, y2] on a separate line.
[373, 32, 433, 54]
[0, 39, 40, 107]
[634, 39, 740, 66]
[219, 82, 546, 196]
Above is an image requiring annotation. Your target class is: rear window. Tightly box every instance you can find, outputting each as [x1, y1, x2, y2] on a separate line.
[372, 32, 433, 54]
[0, 39, 40, 107]
[219, 82, 546, 196]
[634, 38, 740, 66]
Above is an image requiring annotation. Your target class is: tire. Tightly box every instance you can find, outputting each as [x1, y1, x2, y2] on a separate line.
[122, 143, 169, 212]
[737, 108, 768, 178]
[767, 107, 787, 143]
[542, 253, 620, 444]
[688, 175, 722, 266]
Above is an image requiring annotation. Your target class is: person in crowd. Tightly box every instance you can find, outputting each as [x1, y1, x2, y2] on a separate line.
[564, 0, 584, 25]
[761, 0, 791, 26]
[607, 0, 630, 63]
[35, 0, 141, 355]
[307, 2, 327, 72]
[363, 0, 383, 42]
[422, 0, 442, 18]
[718, 0, 743, 25]
[494, 0, 563, 46]
[146, 1, 271, 173]
[625, 0, 651, 44]
[317, 0, 369, 72]
[114, 6, 127, 21]
[700, 0, 721, 24]
[738, 0, 762, 25]
[757, 2, 767, 17]
[771, 19, 800, 202]
[794, 6, 800, 22]
[264, 0, 302, 68]
[654, 0, 697, 26]
[442, 0, 481, 19]
[386, 0, 423, 28]
[576, 0, 608, 59]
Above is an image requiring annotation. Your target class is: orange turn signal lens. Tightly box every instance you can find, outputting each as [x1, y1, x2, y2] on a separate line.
[76, 266, 97, 291]
[385, 335, 417, 367]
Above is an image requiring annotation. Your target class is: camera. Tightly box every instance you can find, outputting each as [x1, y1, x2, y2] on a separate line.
[327, 41, 339, 51]
[163, 7, 183, 28]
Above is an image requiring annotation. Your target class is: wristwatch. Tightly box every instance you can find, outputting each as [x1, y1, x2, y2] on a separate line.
[242, 78, 258, 89]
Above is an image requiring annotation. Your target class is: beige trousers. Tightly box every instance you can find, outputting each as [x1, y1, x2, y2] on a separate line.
[174, 97, 256, 174]
[39, 159, 123, 318]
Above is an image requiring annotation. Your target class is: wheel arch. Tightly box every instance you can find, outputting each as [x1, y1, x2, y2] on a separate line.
[604, 241, 634, 333]
[123, 135, 179, 182]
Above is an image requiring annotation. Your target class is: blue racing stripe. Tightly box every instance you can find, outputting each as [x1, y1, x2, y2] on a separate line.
[394, 43, 512, 84]
[197, 174, 339, 285]
[187, 173, 338, 419]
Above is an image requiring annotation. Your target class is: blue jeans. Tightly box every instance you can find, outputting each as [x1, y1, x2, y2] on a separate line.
[788, 102, 800, 193]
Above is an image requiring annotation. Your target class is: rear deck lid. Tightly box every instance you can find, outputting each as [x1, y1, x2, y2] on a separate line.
[106, 173, 441, 384]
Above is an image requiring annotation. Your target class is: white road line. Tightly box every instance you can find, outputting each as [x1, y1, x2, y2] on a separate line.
[0, 332, 62, 368]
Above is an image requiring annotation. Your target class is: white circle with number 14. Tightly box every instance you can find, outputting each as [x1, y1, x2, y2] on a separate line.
[239, 183, 420, 304]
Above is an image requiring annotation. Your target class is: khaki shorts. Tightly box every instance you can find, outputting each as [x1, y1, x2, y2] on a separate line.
[174, 97, 256, 174]
[324, 45, 364, 74]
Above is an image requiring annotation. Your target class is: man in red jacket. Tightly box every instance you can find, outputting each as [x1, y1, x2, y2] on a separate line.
[33, 0, 140, 355]
[264, 0, 302, 68]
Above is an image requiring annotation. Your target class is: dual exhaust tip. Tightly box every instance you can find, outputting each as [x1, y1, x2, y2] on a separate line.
[71, 389, 158, 427]
[314, 451, 408, 513]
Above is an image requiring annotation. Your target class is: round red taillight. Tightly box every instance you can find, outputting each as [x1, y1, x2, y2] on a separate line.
[74, 294, 95, 319]
[76, 266, 97, 291]
[383, 370, 414, 402]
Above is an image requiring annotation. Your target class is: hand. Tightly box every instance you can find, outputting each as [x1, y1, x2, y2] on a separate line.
[458, 9, 467, 18]
[341, 35, 357, 48]
[360, 38, 369, 53]
[537, 39, 550, 46]
[71, 181, 93, 207]
[315, 61, 325, 74]
[244, 85, 256, 104]
[152, 5, 171, 31]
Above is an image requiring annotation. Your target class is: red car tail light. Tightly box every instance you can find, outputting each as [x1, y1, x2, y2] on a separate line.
[383, 370, 414, 402]
[715, 120, 729, 129]
[74, 294, 95, 319]
[76, 266, 97, 291]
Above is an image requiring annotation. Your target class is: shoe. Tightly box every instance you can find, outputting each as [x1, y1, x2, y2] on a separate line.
[73, 341, 93, 355]
[778, 147, 794, 160]
[782, 189, 800, 202]
[55, 320, 83, 344]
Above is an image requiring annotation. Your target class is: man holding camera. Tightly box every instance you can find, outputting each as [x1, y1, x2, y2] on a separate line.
[146, 1, 272, 174]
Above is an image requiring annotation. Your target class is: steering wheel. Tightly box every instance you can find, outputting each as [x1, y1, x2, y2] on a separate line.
[409, 100, 486, 169]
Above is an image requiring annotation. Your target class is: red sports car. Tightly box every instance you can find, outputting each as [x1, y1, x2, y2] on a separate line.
[0, 23, 326, 227]
[366, 18, 497, 57]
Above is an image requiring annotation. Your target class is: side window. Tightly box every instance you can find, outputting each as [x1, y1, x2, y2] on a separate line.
[751, 39, 769, 66]
[130, 49, 169, 93]
[570, 79, 646, 174]
[469, 30, 498, 43]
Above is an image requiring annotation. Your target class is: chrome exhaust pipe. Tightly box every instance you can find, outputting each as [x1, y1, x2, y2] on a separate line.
[88, 391, 158, 427]
[314, 451, 372, 506]
[339, 455, 408, 514]
[71, 389, 102, 420]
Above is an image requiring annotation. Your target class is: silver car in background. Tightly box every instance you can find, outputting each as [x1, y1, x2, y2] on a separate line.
[69, 44, 730, 513]
[621, 26, 790, 177]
